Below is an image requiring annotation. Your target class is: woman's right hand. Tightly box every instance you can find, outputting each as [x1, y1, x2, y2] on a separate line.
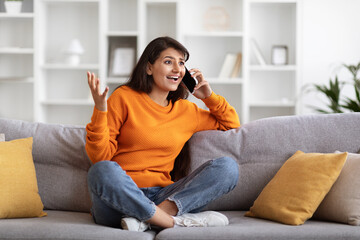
[87, 71, 109, 112]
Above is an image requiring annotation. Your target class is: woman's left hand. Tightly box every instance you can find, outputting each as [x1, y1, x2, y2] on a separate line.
[190, 68, 213, 99]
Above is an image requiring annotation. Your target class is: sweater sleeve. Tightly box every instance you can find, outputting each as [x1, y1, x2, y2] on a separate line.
[195, 91, 240, 132]
[85, 93, 125, 164]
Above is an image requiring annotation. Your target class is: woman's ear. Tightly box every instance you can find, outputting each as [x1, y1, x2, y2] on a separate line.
[146, 62, 152, 75]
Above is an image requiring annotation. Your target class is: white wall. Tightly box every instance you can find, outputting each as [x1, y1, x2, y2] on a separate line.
[301, 0, 360, 114]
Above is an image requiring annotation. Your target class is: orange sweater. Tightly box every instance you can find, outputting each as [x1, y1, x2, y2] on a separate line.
[86, 86, 240, 188]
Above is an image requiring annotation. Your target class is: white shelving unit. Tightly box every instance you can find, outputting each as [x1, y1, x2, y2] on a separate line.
[103, 0, 139, 95]
[245, 0, 301, 122]
[35, 0, 100, 125]
[0, 0, 301, 125]
[0, 0, 34, 122]
[178, 0, 244, 115]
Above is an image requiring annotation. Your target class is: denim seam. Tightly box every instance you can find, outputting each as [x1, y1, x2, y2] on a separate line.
[167, 166, 238, 214]
[171, 193, 213, 214]
[89, 186, 132, 217]
[89, 185, 155, 222]
[167, 197, 183, 216]
[167, 160, 216, 215]
[142, 201, 157, 222]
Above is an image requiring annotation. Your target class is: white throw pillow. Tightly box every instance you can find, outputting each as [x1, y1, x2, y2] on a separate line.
[313, 151, 360, 225]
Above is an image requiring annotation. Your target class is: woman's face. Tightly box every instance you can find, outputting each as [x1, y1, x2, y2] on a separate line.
[147, 47, 186, 95]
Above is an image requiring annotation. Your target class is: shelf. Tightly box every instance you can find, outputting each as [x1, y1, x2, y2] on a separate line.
[249, 65, 297, 71]
[184, 31, 244, 38]
[184, 37, 243, 78]
[0, 48, 34, 54]
[107, 31, 138, 37]
[0, 0, 300, 125]
[208, 78, 243, 84]
[107, 77, 128, 84]
[250, 0, 298, 3]
[0, 13, 34, 18]
[250, 100, 295, 107]
[41, 64, 99, 70]
[41, 99, 93, 106]
[42, 0, 99, 3]
[145, 0, 178, 3]
[0, 77, 33, 83]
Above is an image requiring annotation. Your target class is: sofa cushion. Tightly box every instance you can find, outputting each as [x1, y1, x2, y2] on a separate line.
[0, 118, 92, 212]
[245, 151, 347, 225]
[188, 113, 360, 211]
[155, 211, 360, 240]
[314, 152, 360, 225]
[0, 137, 46, 218]
[0, 210, 156, 240]
[2, 113, 360, 215]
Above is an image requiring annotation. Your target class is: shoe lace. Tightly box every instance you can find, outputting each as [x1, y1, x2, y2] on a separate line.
[183, 217, 206, 227]
[140, 222, 151, 231]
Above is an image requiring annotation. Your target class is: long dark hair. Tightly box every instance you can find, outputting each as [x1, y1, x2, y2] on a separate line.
[171, 141, 191, 181]
[118, 36, 190, 103]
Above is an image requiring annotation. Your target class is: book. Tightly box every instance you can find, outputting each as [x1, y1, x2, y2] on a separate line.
[219, 52, 242, 79]
[251, 38, 266, 65]
[231, 53, 242, 78]
[218, 53, 238, 79]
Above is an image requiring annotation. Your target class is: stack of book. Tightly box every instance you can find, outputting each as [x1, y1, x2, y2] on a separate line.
[218, 52, 242, 79]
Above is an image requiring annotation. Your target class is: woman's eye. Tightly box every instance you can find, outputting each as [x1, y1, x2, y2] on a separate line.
[165, 60, 171, 64]
[179, 62, 185, 66]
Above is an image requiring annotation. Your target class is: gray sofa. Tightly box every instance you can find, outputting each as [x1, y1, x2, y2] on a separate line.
[1, 113, 360, 240]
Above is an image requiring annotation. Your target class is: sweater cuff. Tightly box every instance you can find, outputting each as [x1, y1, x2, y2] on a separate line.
[89, 107, 108, 132]
[202, 91, 220, 108]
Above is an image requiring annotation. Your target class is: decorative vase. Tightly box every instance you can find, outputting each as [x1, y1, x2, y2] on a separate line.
[4, 1, 23, 14]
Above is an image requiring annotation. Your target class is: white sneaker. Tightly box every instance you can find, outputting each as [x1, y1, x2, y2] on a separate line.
[121, 217, 149, 232]
[173, 211, 229, 227]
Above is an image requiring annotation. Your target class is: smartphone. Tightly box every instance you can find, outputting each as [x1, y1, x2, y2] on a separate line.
[182, 68, 198, 94]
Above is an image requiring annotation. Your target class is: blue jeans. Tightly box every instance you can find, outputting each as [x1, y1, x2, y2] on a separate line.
[87, 157, 239, 228]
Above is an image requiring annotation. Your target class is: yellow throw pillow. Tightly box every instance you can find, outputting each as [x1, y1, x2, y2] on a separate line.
[0, 137, 46, 218]
[245, 150, 347, 225]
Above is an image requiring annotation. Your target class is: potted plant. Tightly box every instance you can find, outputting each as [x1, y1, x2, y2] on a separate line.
[308, 61, 360, 113]
[4, 0, 23, 14]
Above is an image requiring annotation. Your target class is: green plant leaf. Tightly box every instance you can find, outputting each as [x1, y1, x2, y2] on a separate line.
[308, 60, 360, 114]
[312, 77, 343, 113]
[342, 97, 360, 112]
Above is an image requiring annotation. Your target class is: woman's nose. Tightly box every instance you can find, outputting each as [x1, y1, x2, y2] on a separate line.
[173, 63, 180, 72]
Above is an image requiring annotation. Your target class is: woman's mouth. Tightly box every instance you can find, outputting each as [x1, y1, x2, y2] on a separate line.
[167, 76, 180, 82]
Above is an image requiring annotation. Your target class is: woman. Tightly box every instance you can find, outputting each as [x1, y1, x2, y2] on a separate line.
[86, 36, 240, 231]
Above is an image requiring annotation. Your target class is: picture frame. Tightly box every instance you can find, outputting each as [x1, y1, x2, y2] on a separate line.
[271, 45, 288, 65]
[108, 38, 136, 77]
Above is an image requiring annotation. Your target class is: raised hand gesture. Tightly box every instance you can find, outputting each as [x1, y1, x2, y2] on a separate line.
[87, 71, 109, 112]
